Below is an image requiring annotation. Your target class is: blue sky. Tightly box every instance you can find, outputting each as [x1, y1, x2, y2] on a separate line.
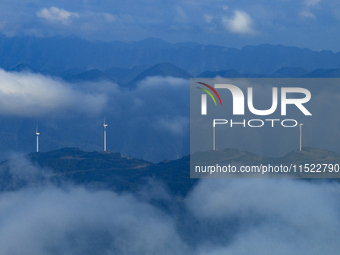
[0, 0, 339, 51]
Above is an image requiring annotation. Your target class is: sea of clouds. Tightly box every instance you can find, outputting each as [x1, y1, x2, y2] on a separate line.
[0, 155, 339, 255]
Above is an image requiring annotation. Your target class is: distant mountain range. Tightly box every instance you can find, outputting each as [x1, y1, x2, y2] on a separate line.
[63, 62, 192, 88]
[2, 36, 340, 162]
[2, 35, 340, 77]
[1, 147, 338, 196]
[8, 62, 340, 89]
[196, 67, 340, 78]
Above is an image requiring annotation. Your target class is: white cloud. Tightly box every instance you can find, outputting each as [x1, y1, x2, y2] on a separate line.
[2, 156, 340, 254]
[37, 7, 79, 24]
[155, 116, 189, 135]
[204, 14, 213, 24]
[222, 10, 256, 35]
[175, 6, 188, 23]
[305, 0, 321, 6]
[102, 13, 116, 23]
[0, 186, 188, 255]
[300, 10, 316, 18]
[186, 178, 340, 254]
[0, 69, 107, 117]
[136, 76, 189, 89]
[0, 157, 188, 255]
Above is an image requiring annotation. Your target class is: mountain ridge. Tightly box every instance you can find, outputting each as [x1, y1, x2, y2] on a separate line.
[2, 35, 340, 76]
[1, 146, 338, 196]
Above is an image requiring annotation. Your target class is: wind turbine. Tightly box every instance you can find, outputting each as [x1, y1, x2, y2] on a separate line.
[299, 123, 303, 151]
[103, 119, 108, 151]
[213, 124, 215, 151]
[36, 126, 40, 152]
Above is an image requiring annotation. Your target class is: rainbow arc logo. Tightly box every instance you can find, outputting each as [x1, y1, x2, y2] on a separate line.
[196, 82, 222, 115]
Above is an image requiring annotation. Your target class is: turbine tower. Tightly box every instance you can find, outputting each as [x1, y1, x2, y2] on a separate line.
[213, 124, 215, 151]
[36, 126, 40, 152]
[299, 123, 303, 151]
[103, 119, 108, 151]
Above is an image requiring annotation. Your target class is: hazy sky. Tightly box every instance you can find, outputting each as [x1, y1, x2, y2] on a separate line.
[0, 0, 339, 51]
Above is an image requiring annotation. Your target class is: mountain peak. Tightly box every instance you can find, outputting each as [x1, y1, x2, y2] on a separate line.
[135, 37, 171, 48]
[10, 63, 37, 73]
[63, 69, 115, 83]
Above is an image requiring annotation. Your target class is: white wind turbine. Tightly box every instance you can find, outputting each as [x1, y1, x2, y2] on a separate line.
[36, 126, 40, 152]
[299, 123, 303, 151]
[103, 119, 108, 151]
